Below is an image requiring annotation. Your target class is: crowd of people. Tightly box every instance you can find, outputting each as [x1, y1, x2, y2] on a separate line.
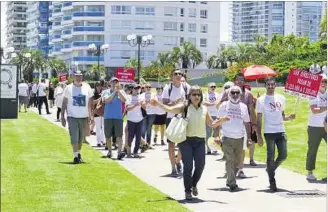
[19, 68, 327, 200]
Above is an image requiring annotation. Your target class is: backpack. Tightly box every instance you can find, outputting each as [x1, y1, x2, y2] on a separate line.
[168, 83, 188, 100]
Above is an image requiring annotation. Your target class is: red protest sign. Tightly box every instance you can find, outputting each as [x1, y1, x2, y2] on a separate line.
[58, 73, 68, 82]
[115, 68, 135, 82]
[285, 68, 322, 98]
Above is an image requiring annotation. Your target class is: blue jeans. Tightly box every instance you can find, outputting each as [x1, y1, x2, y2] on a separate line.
[127, 120, 143, 154]
[141, 114, 156, 144]
[264, 132, 288, 183]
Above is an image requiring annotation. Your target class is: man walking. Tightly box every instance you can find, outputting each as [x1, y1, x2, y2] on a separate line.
[256, 77, 295, 192]
[218, 86, 251, 191]
[61, 70, 94, 164]
[162, 69, 190, 176]
[306, 74, 327, 181]
[102, 77, 126, 160]
[18, 80, 29, 113]
[37, 79, 51, 115]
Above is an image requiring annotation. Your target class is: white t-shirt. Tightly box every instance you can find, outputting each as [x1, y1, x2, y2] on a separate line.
[162, 83, 191, 118]
[32, 83, 38, 94]
[143, 92, 156, 115]
[218, 101, 250, 139]
[126, 94, 144, 123]
[63, 82, 93, 118]
[154, 93, 166, 115]
[55, 87, 64, 108]
[37, 83, 47, 97]
[204, 91, 221, 117]
[18, 83, 29, 96]
[308, 91, 327, 127]
[256, 94, 286, 133]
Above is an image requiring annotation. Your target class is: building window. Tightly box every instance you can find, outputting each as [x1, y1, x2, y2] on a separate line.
[200, 10, 207, 19]
[200, 38, 207, 47]
[111, 20, 131, 29]
[164, 7, 177, 16]
[188, 23, 196, 32]
[188, 37, 196, 46]
[200, 1, 207, 4]
[200, 24, 208, 33]
[86, 21, 104, 27]
[180, 37, 184, 45]
[180, 23, 184, 31]
[180, 8, 184, 17]
[135, 21, 155, 30]
[87, 35, 104, 41]
[188, 8, 196, 17]
[137, 51, 155, 60]
[189, 1, 196, 3]
[87, 5, 105, 12]
[111, 5, 131, 14]
[163, 36, 177, 46]
[110, 35, 128, 44]
[135, 6, 155, 15]
[164, 22, 177, 31]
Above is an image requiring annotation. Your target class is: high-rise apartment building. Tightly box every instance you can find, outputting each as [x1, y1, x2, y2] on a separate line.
[284, 1, 326, 41]
[26, 1, 50, 57]
[6, 2, 28, 53]
[231, 1, 326, 43]
[46, 1, 220, 72]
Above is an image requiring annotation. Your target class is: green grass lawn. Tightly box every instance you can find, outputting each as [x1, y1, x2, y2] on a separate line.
[1, 113, 189, 212]
[239, 87, 326, 178]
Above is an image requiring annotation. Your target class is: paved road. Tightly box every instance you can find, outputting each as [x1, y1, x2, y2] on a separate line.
[32, 107, 326, 212]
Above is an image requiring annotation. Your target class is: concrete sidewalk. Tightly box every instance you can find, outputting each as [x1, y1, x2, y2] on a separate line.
[32, 107, 326, 212]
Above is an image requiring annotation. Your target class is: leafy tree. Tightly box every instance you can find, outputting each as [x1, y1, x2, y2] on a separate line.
[48, 57, 67, 77]
[171, 41, 202, 69]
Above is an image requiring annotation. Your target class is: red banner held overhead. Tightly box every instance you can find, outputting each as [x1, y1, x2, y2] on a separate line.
[285, 68, 323, 98]
[58, 73, 68, 82]
[115, 68, 135, 82]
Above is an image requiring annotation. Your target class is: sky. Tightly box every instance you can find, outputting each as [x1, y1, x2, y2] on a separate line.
[0, 1, 230, 48]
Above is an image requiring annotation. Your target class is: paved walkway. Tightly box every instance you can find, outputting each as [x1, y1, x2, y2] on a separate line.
[32, 107, 326, 212]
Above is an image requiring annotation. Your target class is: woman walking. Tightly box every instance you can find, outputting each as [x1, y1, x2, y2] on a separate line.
[151, 85, 229, 200]
[48, 83, 55, 108]
[55, 83, 64, 122]
[93, 82, 106, 147]
[153, 86, 166, 145]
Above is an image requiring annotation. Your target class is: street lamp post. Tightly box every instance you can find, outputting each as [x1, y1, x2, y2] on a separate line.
[88, 43, 109, 81]
[127, 34, 152, 84]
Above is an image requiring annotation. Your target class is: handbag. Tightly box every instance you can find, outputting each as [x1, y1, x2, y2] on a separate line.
[165, 106, 189, 144]
[94, 97, 104, 116]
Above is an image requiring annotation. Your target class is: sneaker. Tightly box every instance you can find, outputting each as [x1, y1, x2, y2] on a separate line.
[223, 173, 227, 178]
[97, 144, 101, 147]
[140, 145, 148, 153]
[133, 153, 141, 158]
[78, 153, 83, 163]
[161, 140, 165, 146]
[185, 192, 193, 200]
[47, 112, 51, 115]
[176, 163, 182, 173]
[106, 152, 112, 158]
[171, 170, 178, 177]
[117, 152, 126, 160]
[322, 177, 327, 183]
[73, 157, 80, 164]
[90, 131, 96, 135]
[237, 170, 247, 179]
[105, 146, 108, 150]
[228, 184, 238, 192]
[207, 151, 212, 155]
[192, 187, 198, 196]
[306, 173, 317, 181]
[269, 182, 278, 192]
[250, 160, 257, 166]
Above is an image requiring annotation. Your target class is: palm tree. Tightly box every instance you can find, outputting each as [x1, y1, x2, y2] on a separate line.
[157, 52, 175, 67]
[87, 64, 105, 80]
[48, 57, 67, 77]
[171, 41, 202, 69]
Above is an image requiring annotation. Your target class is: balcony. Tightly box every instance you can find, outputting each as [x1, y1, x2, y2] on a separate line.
[73, 41, 104, 47]
[52, 8, 63, 18]
[51, 34, 63, 43]
[73, 26, 104, 32]
[62, 30, 73, 39]
[62, 16, 73, 26]
[52, 21, 62, 31]
[73, 56, 104, 62]
[72, 11, 105, 20]
[61, 43, 72, 52]
[62, 2, 73, 11]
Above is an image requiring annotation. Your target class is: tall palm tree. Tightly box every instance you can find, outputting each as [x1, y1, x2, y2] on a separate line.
[48, 57, 67, 77]
[171, 41, 202, 69]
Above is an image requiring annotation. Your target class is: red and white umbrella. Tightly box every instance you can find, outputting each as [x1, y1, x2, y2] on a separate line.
[242, 65, 277, 80]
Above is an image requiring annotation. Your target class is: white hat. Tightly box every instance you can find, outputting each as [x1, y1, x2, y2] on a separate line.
[223, 81, 234, 88]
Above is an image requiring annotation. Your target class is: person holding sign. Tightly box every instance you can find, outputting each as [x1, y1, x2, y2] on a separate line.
[306, 74, 327, 181]
[256, 77, 296, 192]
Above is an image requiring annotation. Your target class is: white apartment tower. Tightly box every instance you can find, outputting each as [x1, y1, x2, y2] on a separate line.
[6, 2, 28, 53]
[47, 1, 220, 73]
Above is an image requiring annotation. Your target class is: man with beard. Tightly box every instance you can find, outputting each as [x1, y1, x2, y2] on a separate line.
[218, 86, 251, 191]
[220, 74, 257, 179]
[256, 77, 295, 191]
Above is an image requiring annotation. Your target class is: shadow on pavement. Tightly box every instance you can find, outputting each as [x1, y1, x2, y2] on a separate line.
[178, 198, 228, 204]
[58, 161, 87, 165]
[146, 196, 177, 203]
[244, 164, 267, 168]
[160, 174, 183, 179]
[257, 188, 291, 193]
[307, 179, 327, 184]
[216, 176, 258, 180]
[208, 187, 249, 192]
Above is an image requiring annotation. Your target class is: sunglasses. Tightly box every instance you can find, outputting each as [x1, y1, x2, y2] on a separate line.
[174, 72, 182, 76]
[211, 86, 216, 89]
[191, 93, 201, 97]
[156, 88, 163, 90]
[321, 80, 327, 83]
[231, 91, 240, 95]
[224, 86, 231, 89]
[146, 86, 151, 89]
[134, 87, 140, 90]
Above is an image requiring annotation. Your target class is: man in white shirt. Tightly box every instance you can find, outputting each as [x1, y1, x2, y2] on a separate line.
[37, 79, 51, 115]
[30, 82, 38, 108]
[203, 82, 221, 154]
[61, 71, 94, 164]
[306, 74, 327, 181]
[162, 69, 191, 176]
[18, 80, 29, 113]
[218, 86, 251, 191]
[256, 77, 295, 192]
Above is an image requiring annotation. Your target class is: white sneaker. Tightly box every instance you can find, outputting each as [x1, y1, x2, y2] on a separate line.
[306, 174, 317, 181]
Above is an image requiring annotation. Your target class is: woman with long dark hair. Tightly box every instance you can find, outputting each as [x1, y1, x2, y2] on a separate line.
[92, 82, 105, 146]
[151, 85, 229, 200]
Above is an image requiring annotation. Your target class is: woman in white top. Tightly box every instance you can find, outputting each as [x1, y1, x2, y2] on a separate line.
[125, 84, 147, 158]
[153, 86, 167, 145]
[151, 85, 229, 200]
[55, 83, 65, 121]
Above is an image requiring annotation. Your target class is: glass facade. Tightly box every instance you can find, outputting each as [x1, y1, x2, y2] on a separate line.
[38, 1, 50, 57]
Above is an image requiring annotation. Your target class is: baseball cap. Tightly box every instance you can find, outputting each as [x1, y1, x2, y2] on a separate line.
[111, 77, 119, 82]
[74, 70, 83, 76]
